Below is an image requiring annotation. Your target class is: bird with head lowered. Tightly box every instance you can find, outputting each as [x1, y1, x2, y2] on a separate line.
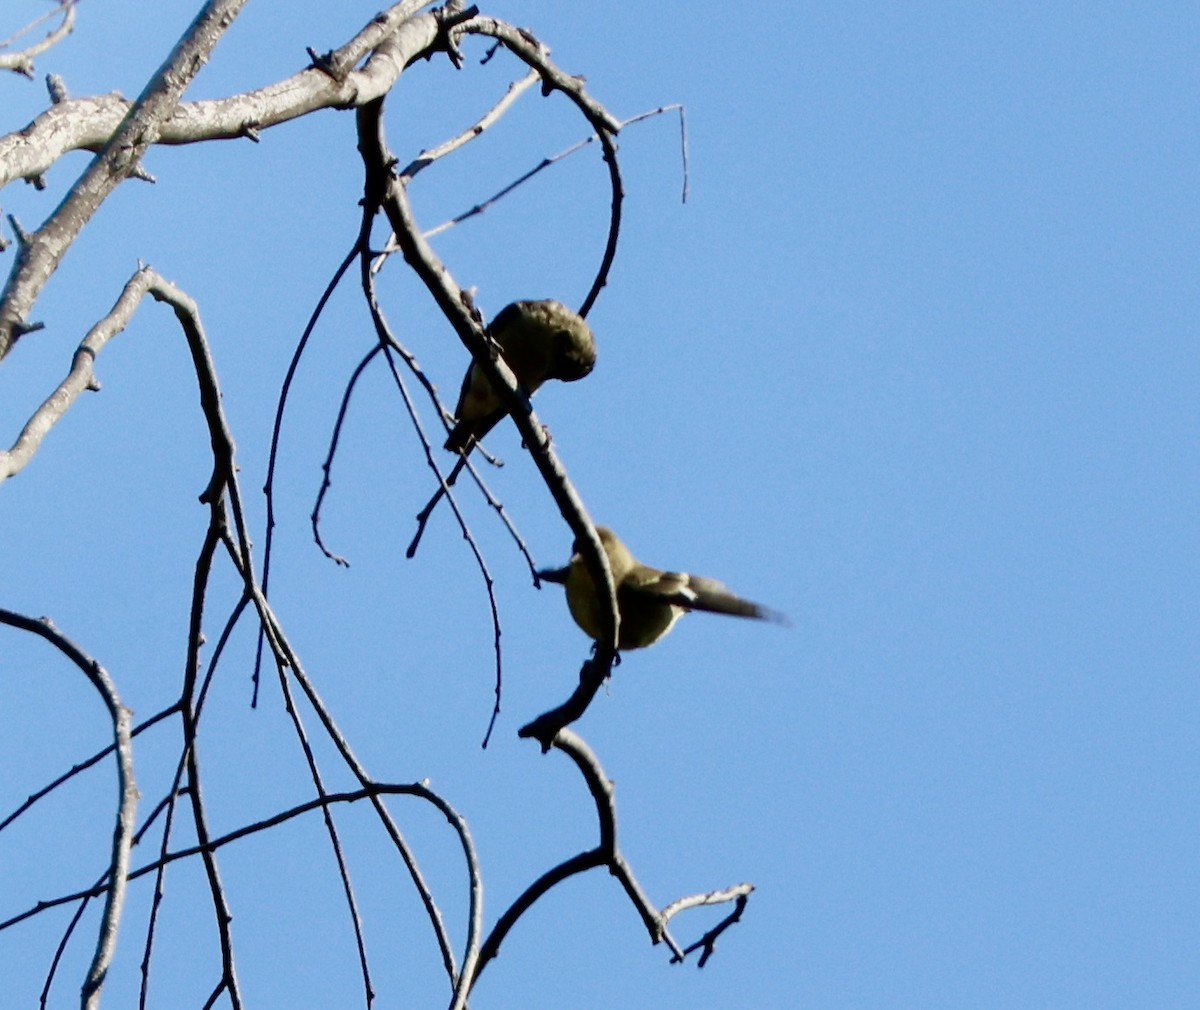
[444, 299, 597, 454]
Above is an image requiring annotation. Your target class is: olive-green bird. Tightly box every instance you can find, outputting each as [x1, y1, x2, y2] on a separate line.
[444, 299, 597, 454]
[539, 526, 785, 650]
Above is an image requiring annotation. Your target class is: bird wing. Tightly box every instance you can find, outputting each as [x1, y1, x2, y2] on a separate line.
[624, 568, 780, 623]
[487, 301, 524, 336]
[444, 304, 543, 453]
[444, 401, 505, 453]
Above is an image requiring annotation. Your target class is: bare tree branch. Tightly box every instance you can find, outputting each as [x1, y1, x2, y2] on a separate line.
[0, 2, 440, 194]
[665, 888, 754, 967]
[357, 97, 622, 741]
[468, 729, 753, 990]
[1, 266, 162, 483]
[271, 661, 377, 1007]
[0, 0, 252, 361]
[1, 6, 757, 1005]
[0, 609, 137, 1010]
[0, 0, 77, 79]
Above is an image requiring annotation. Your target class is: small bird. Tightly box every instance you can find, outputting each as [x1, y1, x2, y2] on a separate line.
[538, 526, 785, 650]
[444, 299, 597, 454]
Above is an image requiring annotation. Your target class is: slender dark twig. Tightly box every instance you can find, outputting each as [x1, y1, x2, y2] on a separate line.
[311, 342, 384, 566]
[257, 241, 361, 703]
[0, 610, 137, 1010]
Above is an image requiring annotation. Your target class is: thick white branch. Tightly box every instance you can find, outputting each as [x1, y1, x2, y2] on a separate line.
[0, 1, 440, 364]
[0, 3, 435, 192]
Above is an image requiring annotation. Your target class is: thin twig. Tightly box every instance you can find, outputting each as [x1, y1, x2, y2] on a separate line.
[311, 343, 384, 566]
[270, 635, 376, 1007]
[403, 67, 539, 179]
[0, 609, 137, 1010]
[666, 889, 753, 967]
[0, 0, 77, 79]
[41, 788, 184, 1008]
[257, 240, 360, 703]
[370, 67, 541, 273]
[140, 590, 249, 1010]
[3, 784, 475, 927]
[421, 104, 686, 244]
[455, 17, 623, 318]
[0, 703, 177, 834]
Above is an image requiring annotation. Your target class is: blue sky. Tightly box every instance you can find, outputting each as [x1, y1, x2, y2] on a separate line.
[1, 2, 1197, 1007]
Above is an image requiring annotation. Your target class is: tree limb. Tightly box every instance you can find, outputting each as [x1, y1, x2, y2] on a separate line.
[0, 0, 77, 79]
[0, 609, 137, 1010]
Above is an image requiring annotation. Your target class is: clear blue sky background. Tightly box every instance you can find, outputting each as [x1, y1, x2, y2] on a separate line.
[1, 2, 1196, 1007]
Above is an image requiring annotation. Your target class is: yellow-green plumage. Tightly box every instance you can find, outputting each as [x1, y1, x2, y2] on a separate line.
[540, 527, 785, 650]
[445, 299, 596, 453]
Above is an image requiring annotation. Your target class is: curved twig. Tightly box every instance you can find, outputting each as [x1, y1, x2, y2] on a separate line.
[256, 237, 361, 703]
[454, 17, 623, 318]
[0, 609, 136, 1010]
[0, 0, 77, 79]
[3, 784, 478, 927]
[311, 343, 384, 566]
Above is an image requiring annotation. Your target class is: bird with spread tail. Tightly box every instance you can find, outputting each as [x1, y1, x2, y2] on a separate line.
[444, 299, 597, 454]
[538, 526, 786, 650]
